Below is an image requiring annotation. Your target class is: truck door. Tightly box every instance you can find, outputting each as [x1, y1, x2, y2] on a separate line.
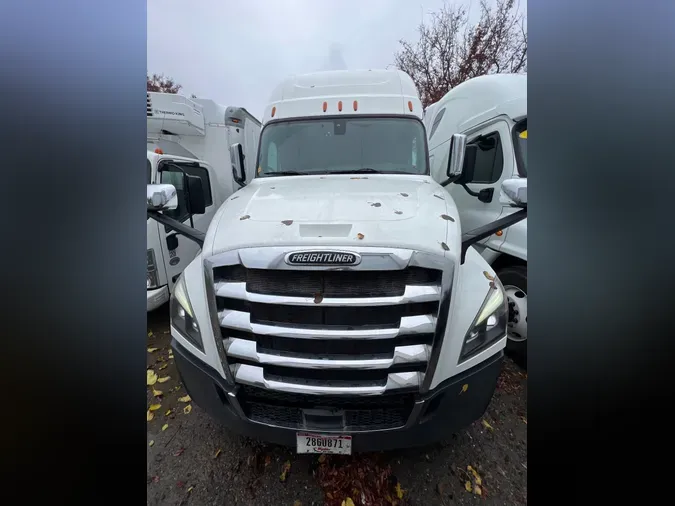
[156, 160, 217, 291]
[448, 120, 515, 245]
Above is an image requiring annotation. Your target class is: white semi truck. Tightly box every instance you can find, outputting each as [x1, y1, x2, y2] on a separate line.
[146, 69, 527, 453]
[426, 74, 527, 364]
[146, 92, 261, 311]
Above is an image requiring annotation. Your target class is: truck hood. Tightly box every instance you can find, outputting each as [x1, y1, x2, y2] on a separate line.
[205, 174, 460, 257]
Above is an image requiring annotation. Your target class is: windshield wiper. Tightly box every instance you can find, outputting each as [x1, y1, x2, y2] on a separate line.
[328, 168, 383, 174]
[265, 171, 309, 177]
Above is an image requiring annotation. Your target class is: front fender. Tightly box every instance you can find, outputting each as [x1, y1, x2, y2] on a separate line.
[498, 216, 527, 262]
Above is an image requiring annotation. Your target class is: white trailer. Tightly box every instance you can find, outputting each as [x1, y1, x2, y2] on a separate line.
[146, 92, 261, 311]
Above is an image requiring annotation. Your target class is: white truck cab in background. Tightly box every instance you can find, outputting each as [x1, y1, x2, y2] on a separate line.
[146, 92, 260, 311]
[426, 74, 527, 364]
[146, 69, 527, 453]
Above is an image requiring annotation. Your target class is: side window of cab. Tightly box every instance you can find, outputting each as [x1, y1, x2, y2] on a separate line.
[158, 161, 213, 225]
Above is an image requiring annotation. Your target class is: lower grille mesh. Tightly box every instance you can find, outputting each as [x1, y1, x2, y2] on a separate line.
[239, 386, 413, 430]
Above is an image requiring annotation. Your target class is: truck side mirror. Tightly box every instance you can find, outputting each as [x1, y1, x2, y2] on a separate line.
[185, 174, 206, 214]
[147, 184, 178, 211]
[500, 178, 527, 207]
[454, 145, 477, 185]
[446, 133, 467, 178]
[230, 143, 246, 187]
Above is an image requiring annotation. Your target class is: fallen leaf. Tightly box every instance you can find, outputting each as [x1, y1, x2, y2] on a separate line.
[318, 454, 326, 464]
[152, 389, 163, 397]
[214, 448, 222, 459]
[265, 455, 272, 466]
[174, 448, 185, 457]
[183, 404, 192, 415]
[147, 347, 159, 353]
[342, 499, 355, 506]
[465, 481, 473, 492]
[162, 423, 169, 431]
[178, 395, 192, 403]
[147, 370, 158, 386]
[468, 465, 482, 486]
[165, 409, 173, 416]
[475, 485, 483, 496]
[357, 233, 364, 240]
[483, 270, 495, 281]
[460, 384, 468, 394]
[521, 416, 528, 424]
[482, 419, 494, 431]
[147, 410, 154, 422]
[395, 482, 405, 499]
[187, 486, 194, 493]
[149, 440, 154, 447]
[158, 376, 170, 383]
[158, 364, 168, 370]
[149, 403, 162, 411]
[152, 476, 160, 483]
[293, 501, 302, 506]
[313, 293, 324, 304]
[148, 331, 153, 337]
[280, 460, 291, 482]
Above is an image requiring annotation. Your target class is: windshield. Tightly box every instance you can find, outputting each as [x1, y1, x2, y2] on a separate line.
[256, 117, 428, 177]
[513, 119, 527, 176]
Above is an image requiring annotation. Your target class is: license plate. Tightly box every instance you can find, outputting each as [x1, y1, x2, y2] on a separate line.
[296, 432, 352, 455]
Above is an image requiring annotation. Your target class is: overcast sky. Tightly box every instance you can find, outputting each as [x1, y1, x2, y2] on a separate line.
[148, 0, 525, 119]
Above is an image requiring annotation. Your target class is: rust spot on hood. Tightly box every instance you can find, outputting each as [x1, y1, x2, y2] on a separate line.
[433, 194, 444, 200]
[239, 215, 250, 220]
[400, 192, 409, 197]
[440, 242, 450, 251]
[230, 195, 239, 200]
[440, 214, 455, 222]
[370, 202, 382, 207]
[394, 210, 403, 215]
[483, 271, 495, 281]
[350, 177, 368, 180]
[281, 220, 293, 226]
[357, 233, 365, 240]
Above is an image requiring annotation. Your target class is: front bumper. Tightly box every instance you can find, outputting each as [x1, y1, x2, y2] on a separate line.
[147, 286, 169, 312]
[173, 339, 503, 452]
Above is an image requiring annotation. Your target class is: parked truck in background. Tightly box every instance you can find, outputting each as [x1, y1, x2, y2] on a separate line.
[146, 69, 527, 453]
[426, 74, 527, 365]
[146, 92, 261, 311]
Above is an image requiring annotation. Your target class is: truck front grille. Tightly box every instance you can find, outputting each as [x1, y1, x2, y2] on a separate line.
[208, 248, 446, 431]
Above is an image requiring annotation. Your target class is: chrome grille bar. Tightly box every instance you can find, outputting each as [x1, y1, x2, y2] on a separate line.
[215, 281, 441, 306]
[231, 364, 423, 396]
[225, 337, 430, 369]
[219, 310, 436, 339]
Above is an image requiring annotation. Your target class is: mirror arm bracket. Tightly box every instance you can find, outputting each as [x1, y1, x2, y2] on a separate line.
[439, 174, 461, 187]
[147, 210, 205, 248]
[460, 208, 527, 264]
[461, 183, 480, 197]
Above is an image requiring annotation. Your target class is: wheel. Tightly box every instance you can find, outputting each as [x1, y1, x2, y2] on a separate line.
[496, 265, 527, 369]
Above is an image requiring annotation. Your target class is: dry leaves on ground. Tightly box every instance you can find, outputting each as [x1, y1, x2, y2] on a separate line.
[316, 455, 406, 506]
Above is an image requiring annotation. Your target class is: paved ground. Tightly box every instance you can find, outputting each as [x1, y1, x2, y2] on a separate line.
[147, 306, 527, 506]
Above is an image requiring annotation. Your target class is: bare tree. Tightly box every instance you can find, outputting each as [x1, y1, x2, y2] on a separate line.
[147, 73, 182, 94]
[394, 0, 527, 108]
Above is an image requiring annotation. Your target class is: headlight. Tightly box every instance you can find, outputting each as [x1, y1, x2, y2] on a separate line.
[459, 276, 508, 361]
[170, 274, 203, 350]
[147, 249, 159, 289]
